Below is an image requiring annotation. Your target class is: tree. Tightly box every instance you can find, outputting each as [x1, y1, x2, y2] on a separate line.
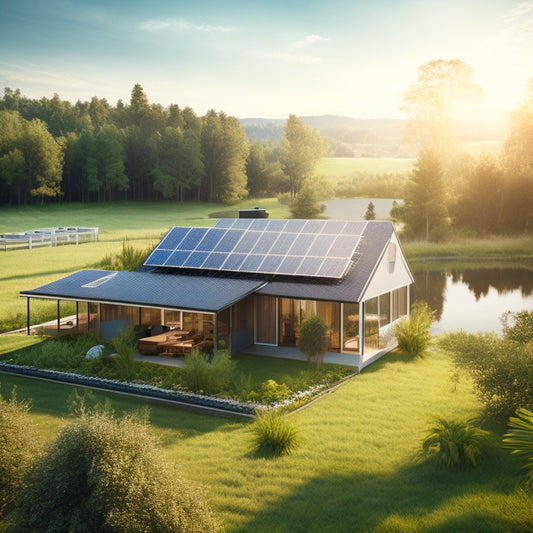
[95, 125, 128, 201]
[402, 59, 483, 154]
[502, 79, 533, 232]
[364, 201, 376, 220]
[453, 153, 505, 235]
[401, 148, 450, 241]
[201, 110, 249, 204]
[289, 180, 326, 219]
[15, 412, 220, 532]
[280, 114, 324, 201]
[299, 314, 329, 362]
[0, 388, 41, 518]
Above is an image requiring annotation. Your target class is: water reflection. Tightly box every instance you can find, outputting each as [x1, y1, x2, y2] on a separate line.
[411, 263, 533, 335]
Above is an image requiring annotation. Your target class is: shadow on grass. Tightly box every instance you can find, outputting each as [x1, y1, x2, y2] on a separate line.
[231, 452, 530, 533]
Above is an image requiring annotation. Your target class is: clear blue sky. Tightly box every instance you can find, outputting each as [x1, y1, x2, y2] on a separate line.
[1, 0, 531, 119]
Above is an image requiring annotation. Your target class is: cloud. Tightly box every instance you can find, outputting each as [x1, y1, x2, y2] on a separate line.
[289, 34, 329, 50]
[140, 19, 238, 33]
[500, 1, 533, 47]
[249, 34, 329, 64]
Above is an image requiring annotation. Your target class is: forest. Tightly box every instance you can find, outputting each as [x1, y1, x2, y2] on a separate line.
[1, 63, 533, 239]
[0, 84, 291, 206]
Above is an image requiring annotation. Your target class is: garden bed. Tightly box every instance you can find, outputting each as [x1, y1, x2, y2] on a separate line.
[0, 335, 357, 417]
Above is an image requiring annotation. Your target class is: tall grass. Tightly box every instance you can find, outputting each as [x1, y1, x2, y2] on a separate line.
[395, 301, 435, 357]
[251, 409, 301, 457]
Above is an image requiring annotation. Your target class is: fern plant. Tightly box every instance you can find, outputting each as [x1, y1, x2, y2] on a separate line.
[421, 417, 487, 468]
[503, 408, 533, 486]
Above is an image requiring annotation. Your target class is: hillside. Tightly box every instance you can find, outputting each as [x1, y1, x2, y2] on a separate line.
[240, 115, 508, 158]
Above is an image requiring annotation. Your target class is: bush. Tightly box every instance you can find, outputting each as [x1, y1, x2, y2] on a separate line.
[99, 239, 152, 271]
[420, 417, 487, 468]
[439, 324, 533, 419]
[10, 334, 98, 371]
[251, 409, 301, 457]
[395, 300, 435, 357]
[180, 349, 235, 395]
[14, 411, 220, 532]
[0, 387, 41, 518]
[111, 325, 137, 381]
[501, 310, 533, 344]
[259, 379, 292, 404]
[299, 314, 329, 362]
[503, 408, 533, 487]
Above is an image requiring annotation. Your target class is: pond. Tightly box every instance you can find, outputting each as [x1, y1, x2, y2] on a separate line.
[411, 263, 533, 335]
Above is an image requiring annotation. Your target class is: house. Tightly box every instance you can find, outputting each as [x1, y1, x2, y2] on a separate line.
[20, 216, 413, 369]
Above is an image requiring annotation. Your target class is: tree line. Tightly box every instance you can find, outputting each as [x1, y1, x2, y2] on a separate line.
[0, 85, 324, 206]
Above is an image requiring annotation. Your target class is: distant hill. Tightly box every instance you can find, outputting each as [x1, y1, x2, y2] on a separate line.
[239, 115, 507, 158]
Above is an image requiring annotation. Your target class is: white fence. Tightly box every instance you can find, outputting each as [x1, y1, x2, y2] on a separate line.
[0, 227, 99, 251]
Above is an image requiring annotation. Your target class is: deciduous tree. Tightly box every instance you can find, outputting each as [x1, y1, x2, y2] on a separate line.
[280, 114, 324, 201]
[402, 59, 483, 154]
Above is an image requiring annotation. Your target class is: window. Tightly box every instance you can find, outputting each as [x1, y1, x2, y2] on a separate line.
[342, 303, 360, 352]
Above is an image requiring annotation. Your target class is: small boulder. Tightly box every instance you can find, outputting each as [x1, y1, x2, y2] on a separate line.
[85, 345, 104, 360]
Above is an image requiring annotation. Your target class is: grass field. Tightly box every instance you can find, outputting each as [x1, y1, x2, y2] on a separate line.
[0, 348, 530, 532]
[314, 157, 414, 180]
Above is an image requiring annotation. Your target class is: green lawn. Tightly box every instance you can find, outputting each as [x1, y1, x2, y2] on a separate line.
[0, 199, 290, 330]
[1, 348, 530, 532]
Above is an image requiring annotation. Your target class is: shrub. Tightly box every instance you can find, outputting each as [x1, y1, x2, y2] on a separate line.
[180, 349, 235, 395]
[395, 300, 435, 357]
[10, 334, 97, 371]
[14, 411, 220, 532]
[111, 325, 137, 381]
[259, 379, 292, 404]
[420, 417, 487, 468]
[299, 314, 329, 363]
[501, 310, 533, 344]
[99, 238, 152, 271]
[503, 408, 533, 487]
[0, 387, 41, 518]
[439, 327, 533, 419]
[251, 409, 301, 457]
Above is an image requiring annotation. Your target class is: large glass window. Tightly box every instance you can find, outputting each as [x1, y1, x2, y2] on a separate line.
[279, 298, 300, 345]
[317, 301, 340, 350]
[392, 286, 408, 321]
[379, 293, 391, 327]
[233, 296, 254, 332]
[364, 297, 379, 351]
[254, 295, 277, 344]
[342, 303, 360, 352]
[101, 304, 139, 324]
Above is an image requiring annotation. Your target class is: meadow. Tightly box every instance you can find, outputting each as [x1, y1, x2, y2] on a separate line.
[0, 348, 531, 532]
[1, 191, 532, 531]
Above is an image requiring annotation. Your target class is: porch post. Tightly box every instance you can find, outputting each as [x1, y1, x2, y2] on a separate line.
[57, 300, 61, 333]
[26, 298, 30, 335]
[76, 301, 79, 327]
[359, 301, 364, 357]
[213, 312, 218, 354]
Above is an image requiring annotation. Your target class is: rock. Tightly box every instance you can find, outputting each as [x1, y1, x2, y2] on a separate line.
[85, 345, 104, 360]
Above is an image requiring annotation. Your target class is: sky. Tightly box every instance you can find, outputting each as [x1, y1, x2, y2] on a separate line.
[1, 0, 532, 120]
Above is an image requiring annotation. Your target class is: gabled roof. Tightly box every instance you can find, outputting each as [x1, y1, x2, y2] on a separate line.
[257, 220, 402, 303]
[20, 269, 265, 313]
[20, 220, 412, 310]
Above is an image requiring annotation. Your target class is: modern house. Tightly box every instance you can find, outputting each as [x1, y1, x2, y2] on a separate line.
[20, 216, 413, 369]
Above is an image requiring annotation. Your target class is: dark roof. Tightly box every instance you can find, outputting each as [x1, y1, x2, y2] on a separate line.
[256, 220, 395, 303]
[20, 270, 265, 313]
[21, 221, 409, 310]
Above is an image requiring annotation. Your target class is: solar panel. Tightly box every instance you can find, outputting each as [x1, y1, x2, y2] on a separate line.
[144, 218, 364, 279]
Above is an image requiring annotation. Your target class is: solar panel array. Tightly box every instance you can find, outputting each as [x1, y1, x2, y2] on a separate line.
[144, 219, 367, 279]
